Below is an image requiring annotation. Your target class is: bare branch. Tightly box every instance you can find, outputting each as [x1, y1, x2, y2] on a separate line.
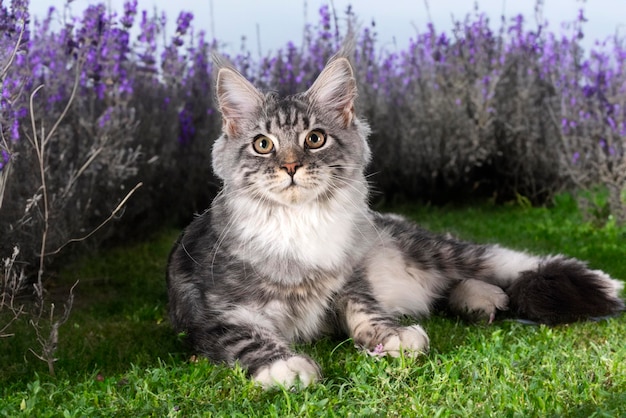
[43, 57, 83, 147]
[0, 22, 24, 79]
[28, 85, 49, 291]
[44, 182, 144, 256]
[62, 147, 104, 199]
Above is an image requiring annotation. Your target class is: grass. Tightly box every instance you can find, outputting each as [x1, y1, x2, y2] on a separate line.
[1, 194, 625, 417]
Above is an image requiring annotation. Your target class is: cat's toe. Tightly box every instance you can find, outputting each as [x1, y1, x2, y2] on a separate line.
[382, 325, 430, 357]
[252, 355, 321, 389]
[448, 279, 509, 322]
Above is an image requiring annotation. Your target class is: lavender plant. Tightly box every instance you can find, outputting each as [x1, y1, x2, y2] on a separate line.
[0, 1, 217, 269]
[0, 0, 146, 370]
[1, 0, 31, 338]
[551, 10, 626, 224]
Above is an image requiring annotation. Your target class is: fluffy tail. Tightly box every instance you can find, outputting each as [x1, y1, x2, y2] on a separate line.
[506, 256, 624, 325]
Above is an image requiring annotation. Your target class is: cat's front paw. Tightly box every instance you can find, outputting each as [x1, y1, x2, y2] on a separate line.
[368, 325, 429, 358]
[252, 355, 321, 389]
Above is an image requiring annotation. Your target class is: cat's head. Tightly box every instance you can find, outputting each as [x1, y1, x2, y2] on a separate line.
[212, 56, 371, 207]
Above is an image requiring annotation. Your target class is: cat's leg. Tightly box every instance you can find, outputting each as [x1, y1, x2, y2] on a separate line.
[363, 249, 509, 323]
[186, 315, 320, 389]
[168, 280, 319, 388]
[444, 246, 538, 321]
[338, 271, 430, 357]
[167, 235, 321, 389]
[445, 245, 624, 324]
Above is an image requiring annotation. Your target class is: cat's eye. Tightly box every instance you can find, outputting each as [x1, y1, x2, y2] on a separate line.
[252, 135, 274, 154]
[305, 129, 326, 150]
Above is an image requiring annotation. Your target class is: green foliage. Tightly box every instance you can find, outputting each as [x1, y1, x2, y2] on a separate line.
[1, 197, 624, 416]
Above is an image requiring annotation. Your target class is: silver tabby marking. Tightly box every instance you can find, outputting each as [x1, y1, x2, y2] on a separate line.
[166, 54, 624, 389]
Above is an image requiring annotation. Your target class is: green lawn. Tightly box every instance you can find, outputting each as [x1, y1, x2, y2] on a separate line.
[1, 194, 625, 417]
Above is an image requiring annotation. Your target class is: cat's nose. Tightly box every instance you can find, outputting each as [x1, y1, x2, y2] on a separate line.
[281, 161, 301, 177]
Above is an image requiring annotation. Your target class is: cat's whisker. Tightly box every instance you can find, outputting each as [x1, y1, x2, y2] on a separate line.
[329, 174, 370, 200]
[180, 237, 202, 266]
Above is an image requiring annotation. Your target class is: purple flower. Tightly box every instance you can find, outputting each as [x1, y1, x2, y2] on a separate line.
[178, 107, 196, 145]
[175, 11, 193, 37]
[98, 107, 113, 128]
[367, 343, 385, 357]
[607, 117, 616, 130]
[10, 118, 19, 141]
[121, 0, 137, 28]
[318, 5, 332, 40]
[0, 149, 10, 171]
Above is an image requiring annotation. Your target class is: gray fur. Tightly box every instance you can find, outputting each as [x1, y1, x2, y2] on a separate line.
[166, 55, 624, 389]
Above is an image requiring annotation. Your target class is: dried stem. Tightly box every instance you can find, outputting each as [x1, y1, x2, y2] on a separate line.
[45, 182, 144, 257]
[0, 247, 26, 337]
[14, 49, 140, 374]
[0, 21, 24, 79]
[29, 280, 79, 376]
[28, 85, 48, 292]
[25, 55, 82, 291]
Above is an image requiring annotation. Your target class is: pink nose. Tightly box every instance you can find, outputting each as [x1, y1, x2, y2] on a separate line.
[281, 162, 301, 176]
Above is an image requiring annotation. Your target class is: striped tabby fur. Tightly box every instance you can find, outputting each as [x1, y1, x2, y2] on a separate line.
[166, 53, 624, 389]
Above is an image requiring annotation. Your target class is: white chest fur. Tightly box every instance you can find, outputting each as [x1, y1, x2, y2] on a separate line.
[226, 192, 371, 281]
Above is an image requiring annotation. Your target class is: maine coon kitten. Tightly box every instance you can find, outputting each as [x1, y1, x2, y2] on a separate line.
[166, 53, 624, 389]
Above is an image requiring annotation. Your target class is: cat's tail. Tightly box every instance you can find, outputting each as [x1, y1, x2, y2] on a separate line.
[504, 255, 624, 324]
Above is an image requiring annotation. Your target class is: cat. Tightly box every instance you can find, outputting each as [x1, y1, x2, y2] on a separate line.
[166, 51, 624, 389]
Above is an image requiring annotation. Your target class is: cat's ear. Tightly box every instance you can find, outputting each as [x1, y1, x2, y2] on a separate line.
[306, 57, 357, 127]
[216, 67, 264, 137]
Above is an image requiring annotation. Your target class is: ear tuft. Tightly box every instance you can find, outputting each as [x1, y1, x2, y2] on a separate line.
[216, 67, 263, 137]
[306, 57, 357, 127]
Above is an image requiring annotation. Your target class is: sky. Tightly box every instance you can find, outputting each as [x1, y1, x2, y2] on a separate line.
[27, 0, 625, 54]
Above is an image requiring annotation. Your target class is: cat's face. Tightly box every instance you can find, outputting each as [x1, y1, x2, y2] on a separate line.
[212, 58, 371, 207]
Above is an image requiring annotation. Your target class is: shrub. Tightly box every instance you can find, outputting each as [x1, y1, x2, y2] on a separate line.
[553, 15, 626, 224]
[0, 1, 222, 272]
